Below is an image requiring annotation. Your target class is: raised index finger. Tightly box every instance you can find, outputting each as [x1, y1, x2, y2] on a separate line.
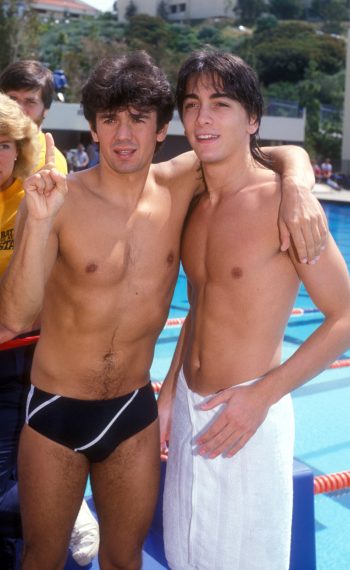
[44, 132, 56, 168]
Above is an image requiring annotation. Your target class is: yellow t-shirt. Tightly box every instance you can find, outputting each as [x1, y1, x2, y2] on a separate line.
[0, 178, 24, 276]
[38, 131, 68, 174]
[0, 132, 67, 276]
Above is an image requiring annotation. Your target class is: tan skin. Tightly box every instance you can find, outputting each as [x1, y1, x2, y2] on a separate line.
[3, 112, 201, 570]
[158, 78, 350, 463]
[0, 103, 329, 568]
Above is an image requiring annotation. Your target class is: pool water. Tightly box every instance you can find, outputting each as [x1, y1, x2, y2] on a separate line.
[151, 201, 350, 570]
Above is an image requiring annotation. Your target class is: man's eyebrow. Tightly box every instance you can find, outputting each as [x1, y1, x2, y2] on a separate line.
[128, 109, 152, 117]
[184, 92, 229, 100]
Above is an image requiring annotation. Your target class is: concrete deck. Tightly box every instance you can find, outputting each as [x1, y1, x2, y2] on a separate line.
[313, 183, 350, 203]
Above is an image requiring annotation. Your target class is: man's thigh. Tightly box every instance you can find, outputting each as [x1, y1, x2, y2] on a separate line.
[91, 418, 160, 563]
[18, 425, 89, 561]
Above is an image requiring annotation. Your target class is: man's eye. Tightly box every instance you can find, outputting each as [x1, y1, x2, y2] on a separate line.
[184, 102, 198, 110]
[131, 115, 146, 123]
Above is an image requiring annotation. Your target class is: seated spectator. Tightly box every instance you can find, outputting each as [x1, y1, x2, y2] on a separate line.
[312, 160, 322, 183]
[74, 143, 89, 171]
[321, 158, 332, 183]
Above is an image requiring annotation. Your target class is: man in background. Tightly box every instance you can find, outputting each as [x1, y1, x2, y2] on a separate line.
[0, 60, 99, 568]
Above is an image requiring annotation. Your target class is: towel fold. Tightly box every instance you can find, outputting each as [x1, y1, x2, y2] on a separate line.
[163, 368, 294, 570]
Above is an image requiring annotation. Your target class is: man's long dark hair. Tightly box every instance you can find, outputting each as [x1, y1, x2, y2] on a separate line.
[176, 50, 270, 166]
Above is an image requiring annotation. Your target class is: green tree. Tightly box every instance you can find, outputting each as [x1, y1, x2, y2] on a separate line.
[197, 25, 221, 46]
[268, 0, 304, 20]
[249, 21, 345, 85]
[0, 0, 40, 68]
[157, 0, 168, 20]
[125, 0, 137, 19]
[298, 61, 321, 153]
[311, 0, 349, 22]
[234, 0, 265, 26]
[255, 13, 278, 33]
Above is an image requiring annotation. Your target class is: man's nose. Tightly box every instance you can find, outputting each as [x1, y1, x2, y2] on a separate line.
[115, 120, 133, 140]
[196, 105, 212, 126]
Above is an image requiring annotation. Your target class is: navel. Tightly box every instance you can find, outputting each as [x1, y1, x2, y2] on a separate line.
[86, 263, 98, 273]
[167, 252, 175, 265]
[231, 266, 243, 279]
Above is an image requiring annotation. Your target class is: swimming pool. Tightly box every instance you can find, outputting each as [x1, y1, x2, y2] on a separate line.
[151, 200, 350, 570]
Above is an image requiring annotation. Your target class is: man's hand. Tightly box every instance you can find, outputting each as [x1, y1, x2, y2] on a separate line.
[195, 382, 270, 459]
[24, 133, 68, 220]
[157, 386, 173, 457]
[279, 176, 328, 264]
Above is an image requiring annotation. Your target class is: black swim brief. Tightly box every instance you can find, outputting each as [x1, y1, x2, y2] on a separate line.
[25, 382, 158, 462]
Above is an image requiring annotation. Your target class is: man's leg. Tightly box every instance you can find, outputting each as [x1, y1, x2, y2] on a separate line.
[18, 425, 90, 570]
[91, 418, 160, 570]
[0, 349, 28, 569]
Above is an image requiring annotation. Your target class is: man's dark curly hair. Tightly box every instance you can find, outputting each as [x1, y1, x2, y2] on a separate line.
[82, 51, 174, 134]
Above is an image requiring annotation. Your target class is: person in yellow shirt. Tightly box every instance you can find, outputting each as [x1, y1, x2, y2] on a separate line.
[0, 60, 67, 265]
[0, 61, 99, 568]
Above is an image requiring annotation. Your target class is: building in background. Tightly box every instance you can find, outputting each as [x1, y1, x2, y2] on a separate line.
[42, 101, 306, 162]
[31, 0, 98, 20]
[117, 0, 238, 23]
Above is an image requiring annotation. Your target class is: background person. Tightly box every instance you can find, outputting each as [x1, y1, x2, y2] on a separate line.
[0, 60, 99, 567]
[321, 157, 333, 183]
[0, 93, 39, 569]
[73, 143, 90, 171]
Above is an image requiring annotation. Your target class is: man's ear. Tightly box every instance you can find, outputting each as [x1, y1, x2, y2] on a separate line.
[90, 125, 99, 143]
[156, 123, 169, 143]
[248, 116, 259, 135]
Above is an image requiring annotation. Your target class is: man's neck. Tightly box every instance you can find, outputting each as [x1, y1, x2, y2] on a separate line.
[202, 150, 258, 198]
[86, 159, 153, 207]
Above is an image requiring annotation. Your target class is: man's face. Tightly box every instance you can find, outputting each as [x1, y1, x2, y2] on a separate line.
[6, 88, 47, 127]
[181, 75, 257, 165]
[0, 135, 17, 189]
[91, 107, 167, 176]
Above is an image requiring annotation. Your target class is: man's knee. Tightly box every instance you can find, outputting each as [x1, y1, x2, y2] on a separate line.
[99, 543, 142, 570]
[21, 540, 67, 570]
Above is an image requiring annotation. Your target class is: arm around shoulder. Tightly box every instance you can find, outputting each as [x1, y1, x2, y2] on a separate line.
[264, 145, 328, 264]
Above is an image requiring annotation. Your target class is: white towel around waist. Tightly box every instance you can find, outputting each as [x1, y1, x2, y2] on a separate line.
[163, 368, 295, 570]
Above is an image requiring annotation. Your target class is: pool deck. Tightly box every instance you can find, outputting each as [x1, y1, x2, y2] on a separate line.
[313, 182, 350, 203]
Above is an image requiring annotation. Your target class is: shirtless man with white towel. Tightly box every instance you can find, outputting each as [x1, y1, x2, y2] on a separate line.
[159, 50, 350, 570]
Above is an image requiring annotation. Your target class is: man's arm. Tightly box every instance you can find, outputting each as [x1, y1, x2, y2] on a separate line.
[266, 145, 328, 263]
[158, 314, 190, 450]
[194, 236, 350, 459]
[158, 282, 193, 451]
[0, 134, 67, 335]
[162, 147, 328, 263]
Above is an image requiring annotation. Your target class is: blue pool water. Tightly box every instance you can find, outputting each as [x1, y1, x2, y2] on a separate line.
[151, 200, 350, 570]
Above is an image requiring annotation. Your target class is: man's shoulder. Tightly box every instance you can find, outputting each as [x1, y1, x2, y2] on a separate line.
[151, 151, 203, 201]
[252, 166, 281, 191]
[152, 151, 199, 181]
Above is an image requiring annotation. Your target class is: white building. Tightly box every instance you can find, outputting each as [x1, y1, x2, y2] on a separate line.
[43, 102, 306, 161]
[117, 0, 237, 23]
[31, 0, 99, 20]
